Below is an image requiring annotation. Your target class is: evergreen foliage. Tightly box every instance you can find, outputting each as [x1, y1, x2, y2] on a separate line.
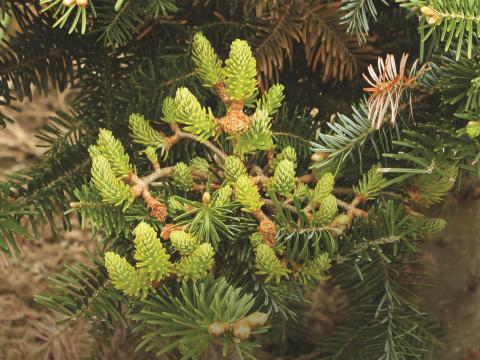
[133, 222, 172, 281]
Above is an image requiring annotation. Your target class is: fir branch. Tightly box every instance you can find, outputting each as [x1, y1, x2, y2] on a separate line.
[340, 0, 388, 44]
[301, 1, 376, 82]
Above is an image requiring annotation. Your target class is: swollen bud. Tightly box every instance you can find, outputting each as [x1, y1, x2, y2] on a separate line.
[233, 322, 251, 342]
[331, 214, 350, 229]
[202, 192, 211, 205]
[242, 312, 268, 328]
[62, 0, 76, 6]
[208, 322, 229, 336]
[420, 6, 439, 25]
[311, 151, 329, 162]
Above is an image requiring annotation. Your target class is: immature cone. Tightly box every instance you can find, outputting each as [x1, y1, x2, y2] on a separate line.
[173, 162, 194, 191]
[218, 102, 251, 136]
[76, 0, 88, 8]
[62, 0, 76, 6]
[259, 219, 276, 246]
[170, 231, 199, 256]
[269, 159, 296, 196]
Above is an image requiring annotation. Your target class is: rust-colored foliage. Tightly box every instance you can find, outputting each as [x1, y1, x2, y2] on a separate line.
[249, 1, 378, 85]
[363, 53, 427, 129]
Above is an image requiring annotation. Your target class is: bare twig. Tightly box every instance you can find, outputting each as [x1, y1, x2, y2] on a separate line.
[336, 197, 368, 218]
[176, 130, 228, 162]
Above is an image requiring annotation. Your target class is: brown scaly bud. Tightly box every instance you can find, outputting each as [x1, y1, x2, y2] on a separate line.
[242, 312, 268, 328]
[149, 201, 167, 222]
[258, 219, 276, 246]
[217, 101, 251, 136]
[144, 194, 168, 222]
[160, 223, 175, 240]
[161, 224, 185, 240]
[232, 321, 251, 343]
[208, 322, 229, 337]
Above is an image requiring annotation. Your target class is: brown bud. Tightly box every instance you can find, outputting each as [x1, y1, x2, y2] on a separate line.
[208, 322, 228, 336]
[145, 196, 168, 222]
[311, 151, 329, 162]
[160, 223, 175, 240]
[242, 312, 268, 328]
[259, 219, 276, 246]
[218, 104, 251, 136]
[233, 321, 251, 342]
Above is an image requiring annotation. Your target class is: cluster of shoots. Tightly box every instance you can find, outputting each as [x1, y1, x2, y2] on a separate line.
[73, 34, 449, 335]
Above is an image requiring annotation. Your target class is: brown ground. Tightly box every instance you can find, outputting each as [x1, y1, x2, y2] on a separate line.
[1, 90, 480, 359]
[0, 90, 99, 360]
[419, 198, 480, 360]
